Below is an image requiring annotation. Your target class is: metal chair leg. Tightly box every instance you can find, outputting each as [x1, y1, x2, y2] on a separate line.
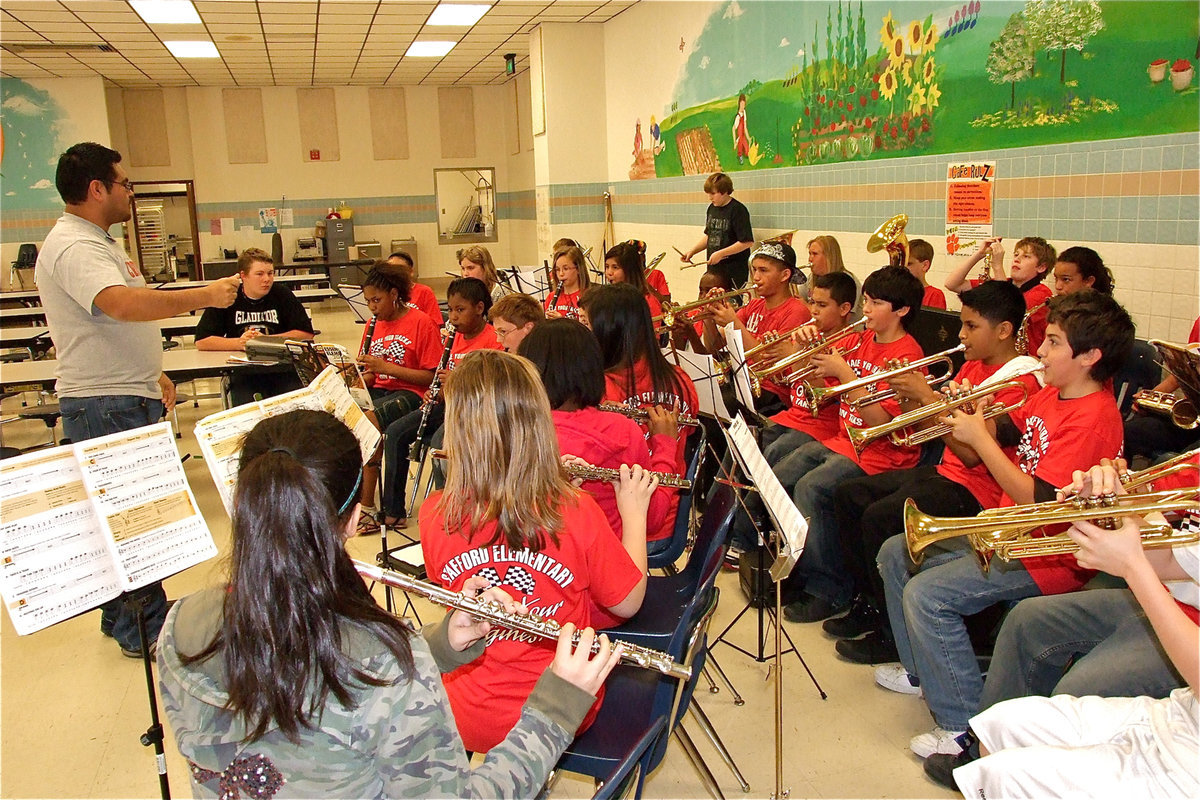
[703, 650, 745, 705]
[673, 724, 726, 800]
[688, 701, 750, 792]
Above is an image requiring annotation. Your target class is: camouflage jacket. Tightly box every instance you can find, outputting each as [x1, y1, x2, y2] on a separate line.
[157, 587, 595, 799]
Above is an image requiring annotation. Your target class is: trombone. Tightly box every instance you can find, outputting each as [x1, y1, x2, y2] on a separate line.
[845, 373, 1038, 454]
[904, 489, 1200, 573]
[747, 316, 867, 397]
[651, 288, 754, 327]
[802, 344, 963, 416]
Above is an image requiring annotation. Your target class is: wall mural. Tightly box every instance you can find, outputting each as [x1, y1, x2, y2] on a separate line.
[633, 0, 1199, 179]
[1, 78, 69, 210]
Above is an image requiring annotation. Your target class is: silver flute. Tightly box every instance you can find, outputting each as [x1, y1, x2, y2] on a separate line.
[429, 449, 692, 490]
[597, 401, 701, 428]
[354, 560, 691, 680]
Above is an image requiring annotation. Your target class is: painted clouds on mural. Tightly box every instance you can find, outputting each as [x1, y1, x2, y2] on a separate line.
[638, 0, 1198, 179]
[1, 79, 67, 208]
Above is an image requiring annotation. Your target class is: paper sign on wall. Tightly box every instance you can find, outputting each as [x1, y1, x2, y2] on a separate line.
[945, 161, 996, 257]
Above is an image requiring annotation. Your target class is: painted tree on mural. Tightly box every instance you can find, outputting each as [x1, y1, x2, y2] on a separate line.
[987, 13, 1036, 108]
[1022, 0, 1105, 83]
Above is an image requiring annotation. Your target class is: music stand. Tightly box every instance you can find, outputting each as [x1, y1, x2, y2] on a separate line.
[503, 266, 552, 300]
[335, 285, 371, 323]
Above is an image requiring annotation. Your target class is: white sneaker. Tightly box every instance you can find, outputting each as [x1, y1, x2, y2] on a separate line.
[874, 663, 922, 696]
[910, 727, 966, 759]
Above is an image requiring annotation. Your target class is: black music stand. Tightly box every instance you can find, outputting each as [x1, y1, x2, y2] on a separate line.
[126, 591, 172, 800]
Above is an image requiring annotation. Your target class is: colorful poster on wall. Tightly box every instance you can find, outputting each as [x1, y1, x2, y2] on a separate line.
[945, 161, 996, 256]
[258, 207, 278, 233]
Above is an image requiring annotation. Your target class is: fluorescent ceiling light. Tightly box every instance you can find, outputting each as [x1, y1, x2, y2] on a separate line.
[427, 3, 491, 27]
[164, 40, 220, 58]
[131, 1, 202, 25]
[405, 41, 457, 58]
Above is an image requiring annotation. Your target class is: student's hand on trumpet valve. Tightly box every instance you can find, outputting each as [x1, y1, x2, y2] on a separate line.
[809, 350, 854, 382]
[551, 623, 624, 696]
[645, 405, 679, 439]
[1059, 458, 1127, 501]
[615, 463, 658, 518]
[889, 367, 939, 404]
[446, 576, 527, 651]
[941, 393, 996, 447]
[791, 323, 824, 346]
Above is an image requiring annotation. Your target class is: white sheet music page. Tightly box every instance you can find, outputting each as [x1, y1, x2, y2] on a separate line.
[725, 415, 808, 564]
[0, 448, 120, 635]
[663, 346, 730, 422]
[75, 422, 216, 592]
[723, 322, 757, 411]
[306, 365, 381, 460]
[194, 402, 264, 513]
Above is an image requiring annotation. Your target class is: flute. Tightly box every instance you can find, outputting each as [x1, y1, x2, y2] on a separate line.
[354, 560, 691, 680]
[597, 401, 701, 428]
[430, 449, 692, 490]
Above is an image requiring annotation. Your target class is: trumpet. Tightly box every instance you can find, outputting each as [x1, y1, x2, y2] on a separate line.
[802, 344, 962, 416]
[845, 374, 1038, 454]
[1133, 390, 1199, 430]
[747, 316, 867, 397]
[904, 489, 1200, 573]
[741, 312, 859, 363]
[354, 560, 691, 680]
[1040, 447, 1200, 505]
[597, 401, 701, 428]
[429, 449, 692, 490]
[652, 288, 754, 327]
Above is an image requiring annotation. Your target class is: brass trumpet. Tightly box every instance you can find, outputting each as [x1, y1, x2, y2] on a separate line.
[652, 288, 755, 327]
[1133, 390, 1199, 430]
[904, 489, 1200, 573]
[1039, 447, 1200, 505]
[597, 401, 701, 428]
[866, 213, 909, 268]
[802, 344, 963, 416]
[747, 316, 867, 397]
[845, 374, 1037, 454]
[430, 449, 691, 489]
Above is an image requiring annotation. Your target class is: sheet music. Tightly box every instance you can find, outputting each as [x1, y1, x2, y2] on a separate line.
[724, 415, 808, 579]
[75, 423, 216, 591]
[196, 366, 381, 515]
[0, 449, 120, 635]
[504, 267, 552, 300]
[723, 322, 758, 412]
[663, 346, 731, 422]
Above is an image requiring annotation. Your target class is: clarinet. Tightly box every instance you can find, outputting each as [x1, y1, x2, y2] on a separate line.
[409, 322, 456, 462]
[354, 560, 691, 680]
[359, 315, 378, 358]
[548, 279, 565, 311]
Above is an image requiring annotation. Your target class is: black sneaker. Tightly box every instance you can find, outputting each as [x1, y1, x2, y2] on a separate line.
[835, 630, 900, 664]
[121, 640, 158, 660]
[782, 593, 849, 624]
[822, 595, 879, 639]
[923, 746, 978, 790]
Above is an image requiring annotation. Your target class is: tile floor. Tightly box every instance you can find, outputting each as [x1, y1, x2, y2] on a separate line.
[0, 301, 955, 799]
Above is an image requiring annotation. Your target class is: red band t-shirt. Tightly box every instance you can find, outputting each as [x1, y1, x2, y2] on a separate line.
[420, 491, 642, 753]
[358, 310, 443, 395]
[769, 330, 862, 442]
[544, 289, 582, 320]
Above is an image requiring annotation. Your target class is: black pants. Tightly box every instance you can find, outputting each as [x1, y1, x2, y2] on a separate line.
[834, 466, 982, 622]
[1124, 412, 1200, 460]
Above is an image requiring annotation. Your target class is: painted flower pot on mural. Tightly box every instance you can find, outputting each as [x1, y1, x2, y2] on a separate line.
[1148, 59, 1168, 82]
[1170, 60, 1193, 91]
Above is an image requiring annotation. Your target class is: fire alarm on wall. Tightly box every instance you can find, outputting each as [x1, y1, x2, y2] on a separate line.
[504, 53, 516, 75]
[310, 149, 320, 160]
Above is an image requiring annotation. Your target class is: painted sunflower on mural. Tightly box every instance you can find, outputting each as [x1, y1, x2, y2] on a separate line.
[922, 23, 938, 50]
[879, 68, 899, 101]
[907, 20, 924, 50]
[923, 58, 937, 83]
[909, 83, 927, 115]
[926, 82, 942, 110]
[879, 11, 898, 44]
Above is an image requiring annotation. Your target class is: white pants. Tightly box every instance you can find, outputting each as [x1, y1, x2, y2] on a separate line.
[954, 690, 1199, 799]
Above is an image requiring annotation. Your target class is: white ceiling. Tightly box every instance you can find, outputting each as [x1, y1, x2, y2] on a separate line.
[0, 0, 636, 87]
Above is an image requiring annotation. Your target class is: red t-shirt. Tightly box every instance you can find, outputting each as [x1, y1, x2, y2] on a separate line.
[552, 406, 677, 542]
[448, 324, 503, 369]
[420, 491, 642, 753]
[1189, 316, 1200, 344]
[922, 285, 947, 309]
[358, 310, 443, 394]
[544, 288, 582, 320]
[769, 330, 862, 442]
[409, 282, 442, 325]
[823, 330, 925, 475]
[1003, 385, 1124, 595]
[1153, 456, 1200, 623]
[935, 359, 1043, 509]
[738, 296, 812, 401]
[644, 292, 664, 325]
[1021, 283, 1052, 356]
[647, 269, 670, 300]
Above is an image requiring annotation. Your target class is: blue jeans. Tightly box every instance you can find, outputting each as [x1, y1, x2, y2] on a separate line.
[980, 589, 1184, 710]
[783, 441, 865, 605]
[60, 395, 169, 652]
[727, 423, 815, 551]
[878, 533, 1040, 731]
[382, 403, 445, 518]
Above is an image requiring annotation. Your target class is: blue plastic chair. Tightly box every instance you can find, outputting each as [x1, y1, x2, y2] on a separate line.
[589, 717, 668, 800]
[646, 424, 707, 570]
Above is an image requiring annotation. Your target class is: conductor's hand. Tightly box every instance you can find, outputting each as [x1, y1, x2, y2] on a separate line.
[206, 275, 241, 308]
[550, 623, 623, 696]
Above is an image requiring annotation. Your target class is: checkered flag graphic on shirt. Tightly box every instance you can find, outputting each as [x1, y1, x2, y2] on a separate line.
[501, 566, 537, 596]
[1177, 513, 1200, 536]
[378, 340, 408, 362]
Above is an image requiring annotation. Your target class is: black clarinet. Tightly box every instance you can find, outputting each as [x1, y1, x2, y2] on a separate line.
[409, 322, 456, 462]
[548, 279, 565, 311]
[359, 315, 378, 358]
